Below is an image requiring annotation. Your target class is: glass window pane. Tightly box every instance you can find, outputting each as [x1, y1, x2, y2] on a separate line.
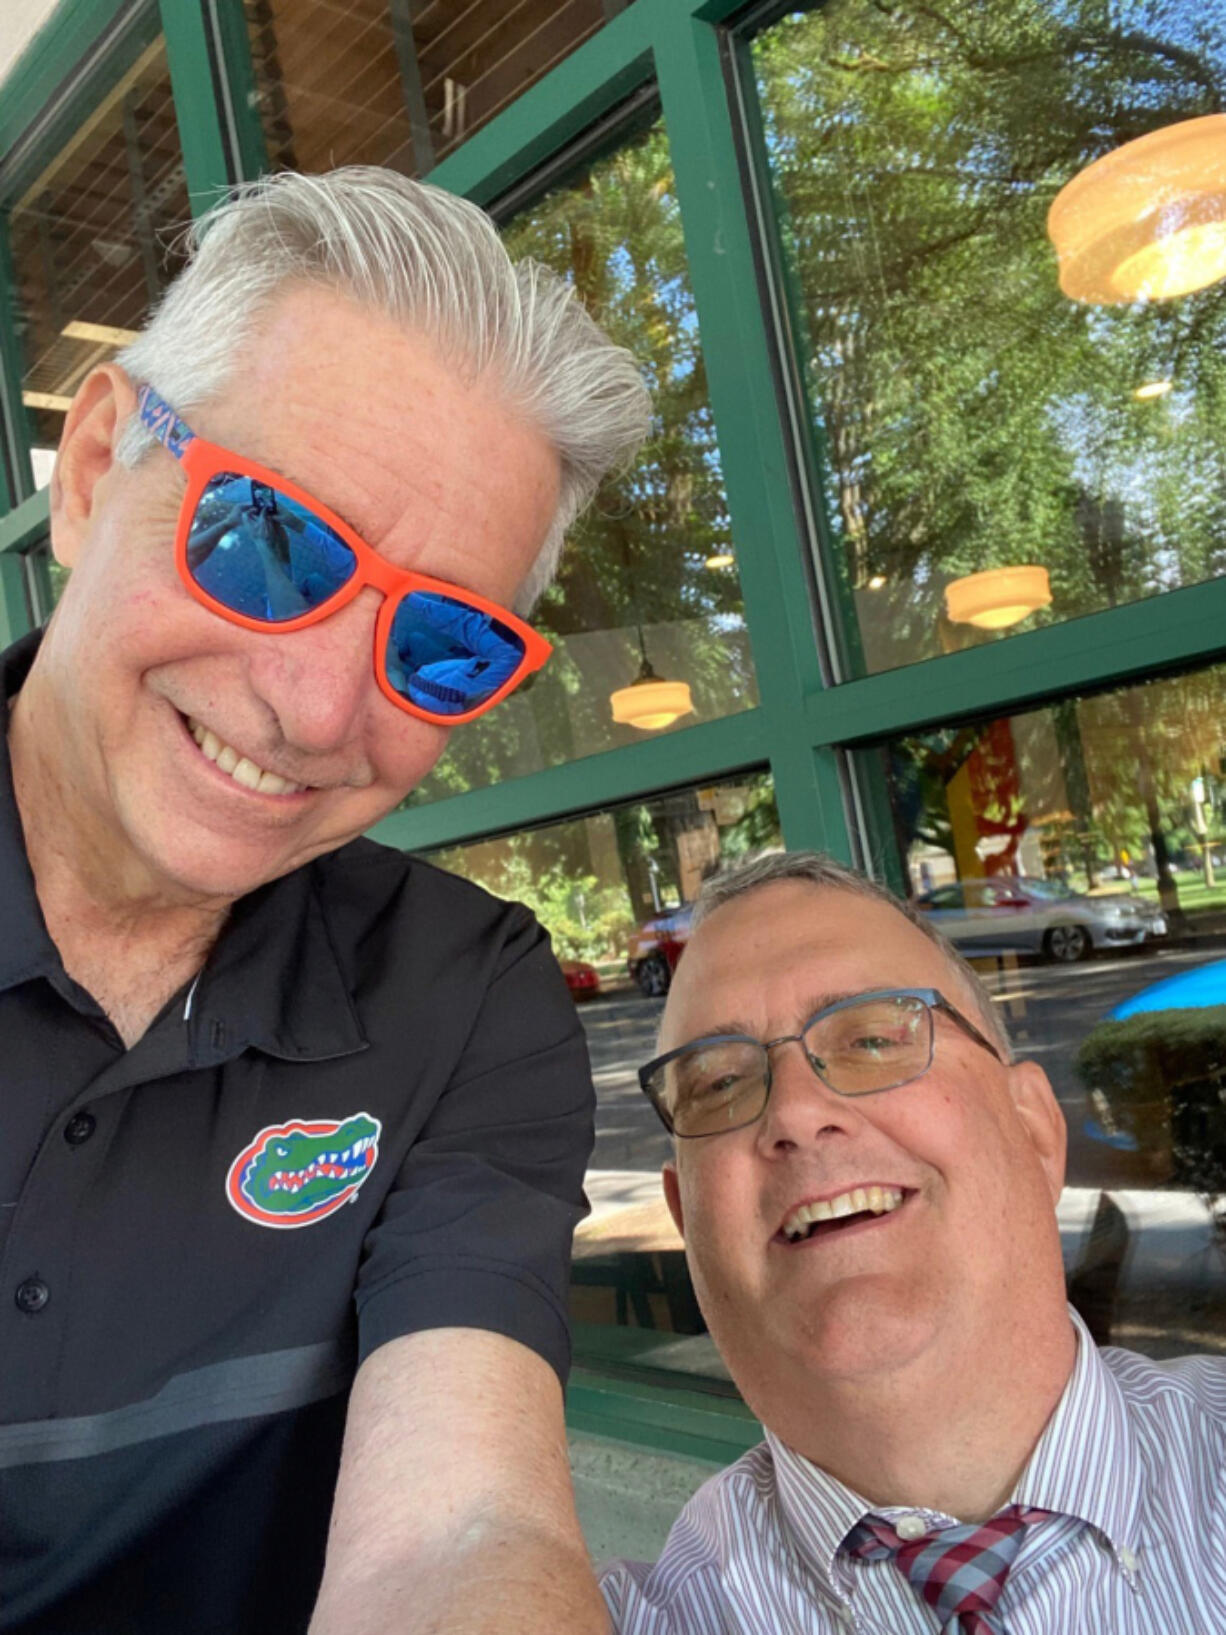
[429, 771, 780, 1383]
[409, 117, 759, 803]
[7, 34, 189, 488]
[751, 3, 1226, 677]
[246, 0, 637, 176]
[862, 664, 1226, 1356]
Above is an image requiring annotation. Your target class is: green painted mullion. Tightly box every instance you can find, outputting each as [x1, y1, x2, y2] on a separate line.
[424, 4, 655, 205]
[805, 578, 1226, 747]
[0, 489, 50, 556]
[370, 708, 766, 852]
[0, 218, 31, 511]
[0, 0, 134, 162]
[0, 553, 31, 646]
[159, 0, 233, 215]
[651, 8, 853, 860]
[203, 0, 269, 181]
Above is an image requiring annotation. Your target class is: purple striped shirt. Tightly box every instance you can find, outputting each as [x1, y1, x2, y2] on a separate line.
[599, 1312, 1226, 1633]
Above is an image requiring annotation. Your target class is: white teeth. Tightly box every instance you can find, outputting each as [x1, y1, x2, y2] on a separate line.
[782, 1187, 905, 1241]
[187, 717, 304, 796]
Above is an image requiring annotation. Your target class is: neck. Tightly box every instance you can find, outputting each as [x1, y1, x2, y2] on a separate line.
[763, 1303, 1076, 1522]
[8, 674, 231, 990]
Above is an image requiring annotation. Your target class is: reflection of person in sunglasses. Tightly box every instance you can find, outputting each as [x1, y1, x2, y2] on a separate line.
[390, 593, 527, 714]
[2, 169, 649, 1635]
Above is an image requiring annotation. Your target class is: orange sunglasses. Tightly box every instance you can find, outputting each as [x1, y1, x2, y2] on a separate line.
[138, 384, 552, 725]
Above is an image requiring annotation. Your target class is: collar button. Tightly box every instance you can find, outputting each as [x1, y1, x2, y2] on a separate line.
[896, 1514, 929, 1541]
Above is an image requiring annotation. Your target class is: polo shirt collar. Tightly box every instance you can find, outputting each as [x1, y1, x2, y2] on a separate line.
[0, 631, 367, 1063]
[0, 630, 65, 993]
[192, 859, 368, 1065]
[766, 1304, 1141, 1593]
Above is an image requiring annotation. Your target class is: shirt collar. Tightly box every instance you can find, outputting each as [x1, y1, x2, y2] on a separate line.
[0, 631, 367, 1063]
[766, 1304, 1142, 1592]
[1012, 1305, 1142, 1560]
[0, 630, 65, 993]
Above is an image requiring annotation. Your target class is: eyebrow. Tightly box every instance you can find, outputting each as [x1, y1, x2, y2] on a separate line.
[669, 991, 862, 1052]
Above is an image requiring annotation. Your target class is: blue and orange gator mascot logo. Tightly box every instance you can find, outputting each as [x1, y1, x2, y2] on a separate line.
[226, 1113, 382, 1228]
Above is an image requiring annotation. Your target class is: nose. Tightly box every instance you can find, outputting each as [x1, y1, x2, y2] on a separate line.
[245, 587, 390, 756]
[755, 1038, 864, 1154]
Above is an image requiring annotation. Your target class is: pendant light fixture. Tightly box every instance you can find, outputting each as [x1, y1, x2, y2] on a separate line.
[945, 566, 1052, 630]
[1047, 114, 1226, 303]
[609, 626, 694, 731]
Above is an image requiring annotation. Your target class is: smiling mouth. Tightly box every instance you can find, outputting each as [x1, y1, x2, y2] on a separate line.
[777, 1186, 912, 1245]
[183, 714, 308, 797]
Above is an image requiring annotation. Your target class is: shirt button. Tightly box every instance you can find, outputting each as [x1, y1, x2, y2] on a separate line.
[15, 1278, 50, 1314]
[895, 1514, 929, 1541]
[64, 1111, 97, 1146]
[1120, 1547, 1140, 1573]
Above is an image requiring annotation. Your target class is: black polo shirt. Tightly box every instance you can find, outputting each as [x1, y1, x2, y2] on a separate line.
[0, 632, 594, 1634]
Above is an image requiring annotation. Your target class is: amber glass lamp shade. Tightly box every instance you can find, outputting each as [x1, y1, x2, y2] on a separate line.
[945, 566, 1052, 630]
[1048, 115, 1226, 303]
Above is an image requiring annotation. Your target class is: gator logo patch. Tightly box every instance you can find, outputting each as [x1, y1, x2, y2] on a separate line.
[226, 1113, 382, 1229]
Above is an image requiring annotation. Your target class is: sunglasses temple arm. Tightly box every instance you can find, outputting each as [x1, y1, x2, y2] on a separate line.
[136, 384, 196, 463]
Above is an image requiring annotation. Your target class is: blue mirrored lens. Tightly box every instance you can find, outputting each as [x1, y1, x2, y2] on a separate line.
[386, 591, 527, 717]
[187, 473, 357, 622]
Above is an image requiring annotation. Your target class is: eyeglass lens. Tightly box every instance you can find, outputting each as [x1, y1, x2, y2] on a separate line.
[385, 592, 527, 717]
[188, 473, 359, 623]
[656, 994, 933, 1137]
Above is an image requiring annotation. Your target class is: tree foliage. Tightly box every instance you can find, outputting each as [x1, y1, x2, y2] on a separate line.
[412, 119, 760, 805]
[754, 0, 1226, 674]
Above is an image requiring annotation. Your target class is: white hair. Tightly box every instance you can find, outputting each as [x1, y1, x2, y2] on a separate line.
[694, 850, 1013, 1060]
[114, 166, 651, 610]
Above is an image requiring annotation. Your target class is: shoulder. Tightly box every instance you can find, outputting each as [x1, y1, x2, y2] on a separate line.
[600, 1443, 786, 1623]
[1102, 1342, 1226, 1468]
[312, 837, 523, 924]
[310, 839, 547, 966]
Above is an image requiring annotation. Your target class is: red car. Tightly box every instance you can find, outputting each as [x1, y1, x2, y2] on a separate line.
[560, 959, 601, 1001]
[626, 905, 694, 997]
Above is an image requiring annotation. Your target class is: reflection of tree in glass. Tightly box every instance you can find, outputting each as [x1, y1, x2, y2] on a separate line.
[755, 2, 1226, 675]
[411, 120, 758, 802]
[885, 668, 1226, 921]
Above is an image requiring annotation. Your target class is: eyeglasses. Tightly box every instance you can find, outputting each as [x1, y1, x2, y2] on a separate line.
[137, 385, 552, 725]
[639, 987, 1003, 1139]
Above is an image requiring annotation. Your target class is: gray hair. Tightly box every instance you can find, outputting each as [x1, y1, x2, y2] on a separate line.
[114, 166, 651, 610]
[693, 850, 1013, 1060]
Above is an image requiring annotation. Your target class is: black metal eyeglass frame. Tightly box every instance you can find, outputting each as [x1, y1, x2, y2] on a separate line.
[638, 986, 1004, 1138]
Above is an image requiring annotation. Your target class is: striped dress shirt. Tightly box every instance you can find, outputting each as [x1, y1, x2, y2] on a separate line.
[599, 1311, 1226, 1633]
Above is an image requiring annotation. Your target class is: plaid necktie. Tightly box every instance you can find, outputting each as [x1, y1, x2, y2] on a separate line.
[842, 1504, 1052, 1633]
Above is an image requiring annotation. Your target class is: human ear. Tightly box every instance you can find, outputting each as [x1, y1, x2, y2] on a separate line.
[50, 365, 138, 569]
[1007, 1058, 1067, 1202]
[662, 1159, 685, 1239]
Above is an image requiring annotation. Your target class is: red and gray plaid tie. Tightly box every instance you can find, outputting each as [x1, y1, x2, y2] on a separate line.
[842, 1505, 1052, 1633]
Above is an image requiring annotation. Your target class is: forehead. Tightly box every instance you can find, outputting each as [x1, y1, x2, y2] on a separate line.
[190, 283, 558, 566]
[660, 880, 959, 1049]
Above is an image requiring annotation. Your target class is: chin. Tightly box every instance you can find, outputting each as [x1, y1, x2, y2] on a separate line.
[736, 1279, 941, 1394]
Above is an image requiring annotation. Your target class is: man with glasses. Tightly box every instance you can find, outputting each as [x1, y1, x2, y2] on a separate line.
[601, 851, 1226, 1633]
[0, 169, 648, 1634]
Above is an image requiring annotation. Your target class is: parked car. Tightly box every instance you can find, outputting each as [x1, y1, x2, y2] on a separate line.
[626, 905, 694, 997]
[914, 875, 1167, 963]
[560, 959, 601, 1002]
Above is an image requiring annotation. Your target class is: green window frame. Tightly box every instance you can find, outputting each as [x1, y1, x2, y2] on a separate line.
[5, 0, 1226, 1437]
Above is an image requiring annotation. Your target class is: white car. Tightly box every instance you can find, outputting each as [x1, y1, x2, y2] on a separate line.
[914, 876, 1168, 963]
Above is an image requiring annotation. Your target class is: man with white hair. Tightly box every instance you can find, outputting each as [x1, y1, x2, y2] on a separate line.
[0, 167, 648, 1634]
[601, 852, 1226, 1633]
